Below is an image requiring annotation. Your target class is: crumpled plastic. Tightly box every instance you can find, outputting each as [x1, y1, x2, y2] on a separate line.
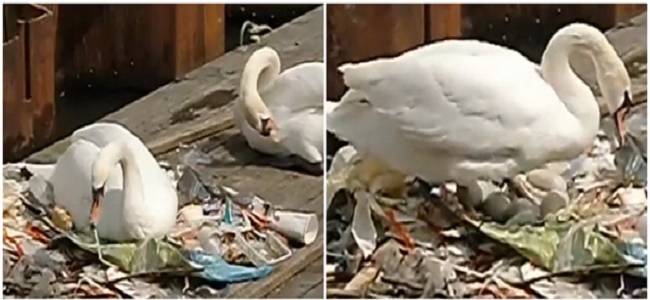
[621, 238, 647, 277]
[62, 231, 274, 283]
[60, 232, 198, 274]
[351, 191, 377, 258]
[473, 219, 631, 273]
[188, 250, 273, 283]
[326, 145, 360, 208]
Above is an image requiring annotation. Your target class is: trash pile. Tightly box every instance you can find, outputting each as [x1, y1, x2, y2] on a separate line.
[3, 144, 319, 298]
[326, 105, 647, 299]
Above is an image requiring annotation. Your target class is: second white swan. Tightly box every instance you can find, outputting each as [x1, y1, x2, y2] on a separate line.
[234, 46, 326, 171]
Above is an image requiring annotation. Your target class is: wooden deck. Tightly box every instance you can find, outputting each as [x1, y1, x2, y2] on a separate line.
[27, 6, 324, 298]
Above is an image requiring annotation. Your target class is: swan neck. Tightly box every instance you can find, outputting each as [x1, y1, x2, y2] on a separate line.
[115, 144, 144, 210]
[240, 48, 281, 120]
[540, 26, 600, 142]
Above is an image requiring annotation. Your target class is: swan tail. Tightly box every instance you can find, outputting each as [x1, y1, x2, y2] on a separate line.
[338, 59, 394, 91]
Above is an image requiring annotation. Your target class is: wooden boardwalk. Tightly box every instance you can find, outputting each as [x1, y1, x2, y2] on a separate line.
[28, 6, 324, 298]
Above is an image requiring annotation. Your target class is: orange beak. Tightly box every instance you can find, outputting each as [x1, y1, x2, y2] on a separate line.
[613, 94, 633, 148]
[90, 186, 104, 227]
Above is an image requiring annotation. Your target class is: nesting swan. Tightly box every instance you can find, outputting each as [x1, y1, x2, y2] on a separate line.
[234, 46, 326, 170]
[25, 123, 178, 242]
[328, 23, 632, 195]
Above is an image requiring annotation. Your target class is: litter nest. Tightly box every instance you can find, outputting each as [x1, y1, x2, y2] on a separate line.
[3, 144, 319, 298]
[326, 109, 647, 299]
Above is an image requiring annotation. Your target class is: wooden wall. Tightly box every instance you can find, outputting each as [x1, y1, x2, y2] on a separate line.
[3, 4, 226, 162]
[327, 4, 647, 99]
[54, 4, 225, 91]
[4, 5, 56, 161]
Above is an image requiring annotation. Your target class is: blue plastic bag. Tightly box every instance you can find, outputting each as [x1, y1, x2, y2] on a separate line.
[188, 250, 273, 283]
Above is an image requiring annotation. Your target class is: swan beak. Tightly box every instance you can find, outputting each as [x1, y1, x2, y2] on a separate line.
[613, 93, 633, 147]
[90, 186, 104, 227]
[259, 117, 277, 137]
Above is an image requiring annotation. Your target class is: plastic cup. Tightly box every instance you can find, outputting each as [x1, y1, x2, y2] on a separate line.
[268, 211, 319, 245]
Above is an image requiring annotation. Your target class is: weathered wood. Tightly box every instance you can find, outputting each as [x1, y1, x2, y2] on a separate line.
[267, 257, 324, 298]
[3, 4, 56, 162]
[26, 4, 56, 149]
[202, 4, 225, 63]
[425, 4, 462, 40]
[327, 4, 425, 99]
[3, 29, 27, 160]
[57, 4, 225, 91]
[226, 236, 324, 298]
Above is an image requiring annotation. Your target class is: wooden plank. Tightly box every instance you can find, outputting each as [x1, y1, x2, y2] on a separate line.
[3, 24, 27, 161]
[203, 4, 225, 62]
[327, 4, 425, 99]
[425, 4, 462, 40]
[267, 258, 324, 298]
[26, 4, 56, 149]
[3, 4, 57, 162]
[174, 4, 201, 77]
[226, 236, 324, 298]
[301, 283, 325, 299]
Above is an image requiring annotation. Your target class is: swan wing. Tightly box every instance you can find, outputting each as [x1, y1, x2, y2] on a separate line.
[50, 139, 122, 228]
[403, 39, 530, 59]
[277, 110, 324, 163]
[262, 62, 324, 113]
[338, 45, 565, 159]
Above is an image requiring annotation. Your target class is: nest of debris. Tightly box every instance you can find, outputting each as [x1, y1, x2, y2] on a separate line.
[326, 113, 647, 299]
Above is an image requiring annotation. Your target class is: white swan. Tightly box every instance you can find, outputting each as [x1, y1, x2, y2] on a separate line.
[234, 46, 325, 169]
[25, 123, 178, 242]
[328, 23, 632, 196]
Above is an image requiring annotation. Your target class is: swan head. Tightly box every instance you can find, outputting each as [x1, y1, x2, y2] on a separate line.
[241, 93, 279, 138]
[89, 142, 122, 226]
